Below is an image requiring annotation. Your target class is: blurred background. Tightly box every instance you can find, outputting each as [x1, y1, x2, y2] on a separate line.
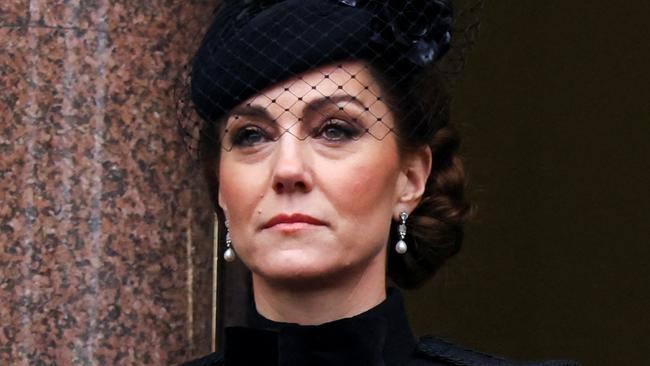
[408, 1, 650, 365]
[1, 0, 648, 365]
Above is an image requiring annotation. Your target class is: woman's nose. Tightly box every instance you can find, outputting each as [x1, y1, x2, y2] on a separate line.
[271, 135, 313, 194]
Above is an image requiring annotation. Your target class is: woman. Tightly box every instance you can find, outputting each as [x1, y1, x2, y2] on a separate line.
[183, 0, 578, 365]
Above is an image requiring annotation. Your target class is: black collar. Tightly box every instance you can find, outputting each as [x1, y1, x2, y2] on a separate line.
[223, 288, 418, 366]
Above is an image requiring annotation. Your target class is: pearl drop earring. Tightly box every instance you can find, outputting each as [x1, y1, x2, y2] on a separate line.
[223, 220, 236, 262]
[395, 212, 408, 254]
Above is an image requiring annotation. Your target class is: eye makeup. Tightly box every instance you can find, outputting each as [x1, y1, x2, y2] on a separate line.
[222, 92, 379, 150]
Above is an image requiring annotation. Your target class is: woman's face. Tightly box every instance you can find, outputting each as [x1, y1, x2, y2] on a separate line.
[217, 61, 423, 285]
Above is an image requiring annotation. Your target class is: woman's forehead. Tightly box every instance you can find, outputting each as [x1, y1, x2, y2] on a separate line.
[242, 61, 385, 111]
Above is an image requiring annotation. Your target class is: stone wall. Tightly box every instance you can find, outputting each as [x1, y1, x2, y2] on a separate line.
[0, 1, 218, 364]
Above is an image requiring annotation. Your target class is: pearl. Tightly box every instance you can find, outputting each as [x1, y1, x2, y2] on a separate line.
[224, 247, 236, 262]
[395, 240, 408, 254]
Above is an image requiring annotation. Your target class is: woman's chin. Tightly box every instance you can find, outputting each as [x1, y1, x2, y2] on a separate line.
[251, 252, 350, 287]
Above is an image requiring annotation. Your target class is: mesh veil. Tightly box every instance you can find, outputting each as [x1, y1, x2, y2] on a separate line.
[176, 0, 483, 160]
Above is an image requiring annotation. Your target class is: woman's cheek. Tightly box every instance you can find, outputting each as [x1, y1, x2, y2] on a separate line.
[341, 166, 392, 211]
[219, 162, 260, 217]
[349, 173, 373, 197]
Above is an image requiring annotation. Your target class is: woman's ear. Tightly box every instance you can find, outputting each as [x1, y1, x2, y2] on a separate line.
[395, 145, 432, 217]
[218, 188, 227, 216]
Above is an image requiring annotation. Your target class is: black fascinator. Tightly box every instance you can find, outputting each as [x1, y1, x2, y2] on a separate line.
[190, 0, 456, 125]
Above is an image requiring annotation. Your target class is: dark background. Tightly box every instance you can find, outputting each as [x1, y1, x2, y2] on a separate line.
[406, 1, 650, 365]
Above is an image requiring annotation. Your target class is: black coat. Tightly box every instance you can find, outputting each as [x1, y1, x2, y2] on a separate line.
[182, 290, 578, 366]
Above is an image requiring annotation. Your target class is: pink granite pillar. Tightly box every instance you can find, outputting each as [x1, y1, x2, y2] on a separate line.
[0, 1, 218, 364]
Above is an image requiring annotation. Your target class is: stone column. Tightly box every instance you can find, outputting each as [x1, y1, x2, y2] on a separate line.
[0, 1, 218, 364]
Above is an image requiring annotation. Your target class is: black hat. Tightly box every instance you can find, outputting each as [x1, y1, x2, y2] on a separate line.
[191, 0, 453, 124]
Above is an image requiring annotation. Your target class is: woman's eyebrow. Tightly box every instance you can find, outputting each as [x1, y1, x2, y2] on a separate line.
[228, 94, 367, 124]
[305, 94, 366, 114]
[228, 103, 272, 121]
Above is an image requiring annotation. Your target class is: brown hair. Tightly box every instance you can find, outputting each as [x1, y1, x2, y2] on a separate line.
[369, 62, 474, 289]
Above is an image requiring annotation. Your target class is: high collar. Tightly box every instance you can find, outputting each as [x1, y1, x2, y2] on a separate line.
[223, 288, 418, 366]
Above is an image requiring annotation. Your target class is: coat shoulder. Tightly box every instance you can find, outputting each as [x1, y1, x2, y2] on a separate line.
[415, 336, 580, 366]
[178, 337, 580, 366]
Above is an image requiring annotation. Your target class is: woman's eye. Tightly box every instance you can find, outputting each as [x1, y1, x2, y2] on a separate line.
[315, 120, 360, 142]
[231, 126, 269, 147]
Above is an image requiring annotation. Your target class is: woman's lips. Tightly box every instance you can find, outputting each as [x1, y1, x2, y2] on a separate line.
[262, 213, 327, 231]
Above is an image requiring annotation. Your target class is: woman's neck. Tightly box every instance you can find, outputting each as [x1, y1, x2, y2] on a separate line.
[251, 261, 387, 325]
